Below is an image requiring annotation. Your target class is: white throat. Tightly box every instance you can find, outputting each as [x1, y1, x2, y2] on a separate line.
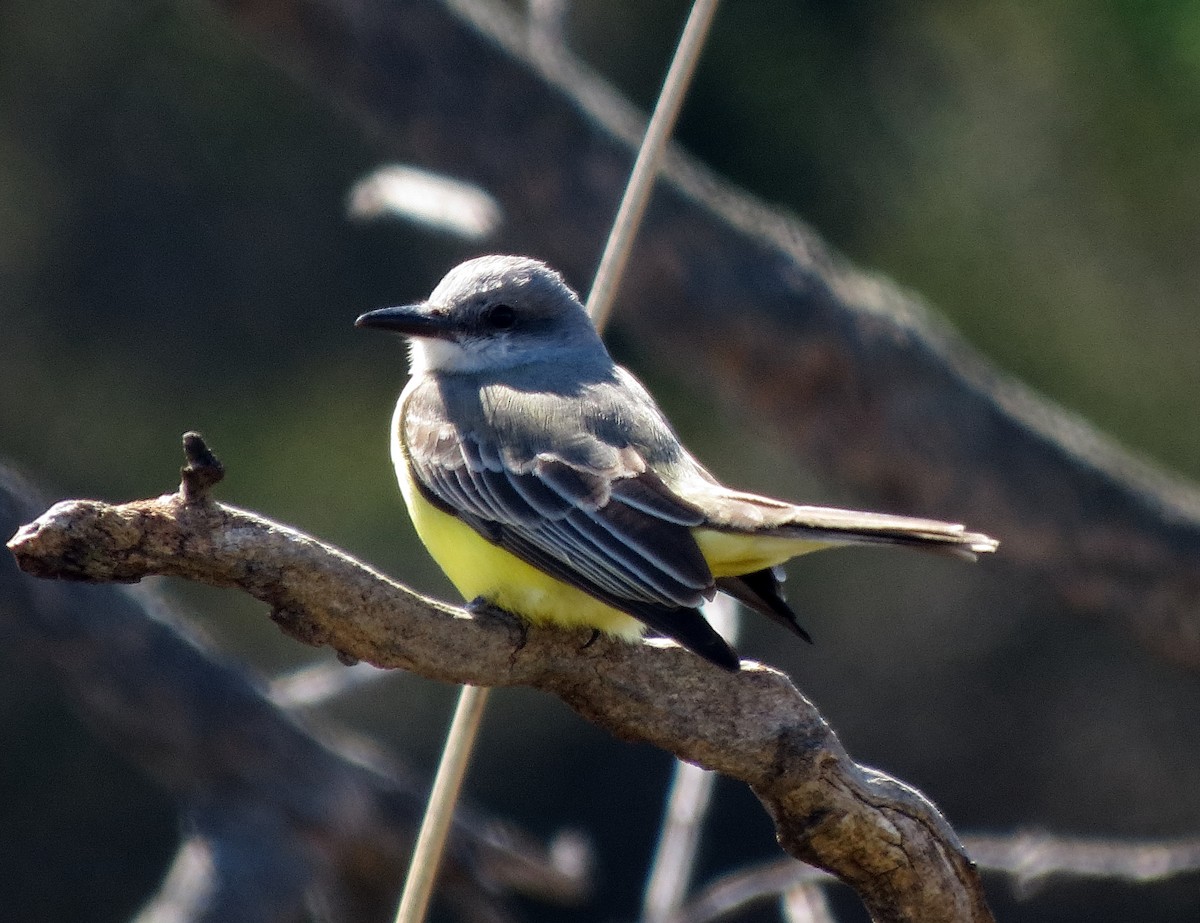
[407, 334, 611, 379]
[407, 337, 465, 375]
[407, 334, 542, 375]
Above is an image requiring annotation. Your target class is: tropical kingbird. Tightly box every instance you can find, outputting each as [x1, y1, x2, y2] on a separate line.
[357, 255, 997, 671]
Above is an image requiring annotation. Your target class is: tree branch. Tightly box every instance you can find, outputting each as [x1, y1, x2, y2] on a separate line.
[8, 439, 992, 923]
[0, 462, 588, 923]
[200, 0, 1200, 668]
[672, 831, 1200, 923]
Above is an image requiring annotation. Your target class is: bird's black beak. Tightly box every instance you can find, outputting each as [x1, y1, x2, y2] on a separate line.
[355, 303, 456, 339]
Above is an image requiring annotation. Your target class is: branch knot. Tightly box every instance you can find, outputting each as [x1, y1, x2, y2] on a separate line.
[180, 432, 225, 504]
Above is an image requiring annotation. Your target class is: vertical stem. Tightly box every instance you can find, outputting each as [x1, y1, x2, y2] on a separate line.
[781, 882, 839, 923]
[641, 597, 740, 922]
[642, 763, 720, 923]
[585, 0, 723, 331]
[393, 2, 722, 921]
[393, 684, 492, 923]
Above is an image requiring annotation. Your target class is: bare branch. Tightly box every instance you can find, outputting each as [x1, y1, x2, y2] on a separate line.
[8, 447, 992, 923]
[782, 884, 839, 923]
[669, 860, 827, 923]
[640, 599, 739, 923]
[673, 832, 1200, 923]
[0, 463, 588, 923]
[201, 0, 1200, 667]
[966, 830, 1200, 894]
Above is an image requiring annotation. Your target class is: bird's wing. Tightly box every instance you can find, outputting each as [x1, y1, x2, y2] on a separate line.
[401, 385, 740, 668]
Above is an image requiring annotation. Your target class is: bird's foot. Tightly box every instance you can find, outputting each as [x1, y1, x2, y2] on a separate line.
[467, 597, 529, 663]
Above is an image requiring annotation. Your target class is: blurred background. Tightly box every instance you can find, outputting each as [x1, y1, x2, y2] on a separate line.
[2, 0, 1200, 920]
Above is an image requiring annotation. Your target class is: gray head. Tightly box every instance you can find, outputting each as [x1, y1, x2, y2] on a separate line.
[356, 255, 606, 374]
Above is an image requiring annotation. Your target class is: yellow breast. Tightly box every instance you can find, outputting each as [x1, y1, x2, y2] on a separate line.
[394, 447, 645, 638]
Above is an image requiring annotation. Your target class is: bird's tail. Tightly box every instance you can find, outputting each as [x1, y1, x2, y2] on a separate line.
[775, 504, 998, 560]
[695, 488, 998, 569]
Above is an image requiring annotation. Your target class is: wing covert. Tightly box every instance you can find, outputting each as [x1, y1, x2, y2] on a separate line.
[402, 413, 716, 614]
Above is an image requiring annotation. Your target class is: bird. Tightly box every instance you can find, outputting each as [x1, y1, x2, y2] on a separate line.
[356, 255, 998, 671]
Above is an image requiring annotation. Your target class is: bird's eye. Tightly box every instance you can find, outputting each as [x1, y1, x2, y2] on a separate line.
[485, 303, 517, 329]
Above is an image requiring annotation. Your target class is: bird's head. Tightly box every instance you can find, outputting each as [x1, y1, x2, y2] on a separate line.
[356, 255, 605, 374]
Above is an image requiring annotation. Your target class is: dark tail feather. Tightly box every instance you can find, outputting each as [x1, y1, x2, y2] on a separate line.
[717, 569, 813, 644]
[631, 602, 741, 671]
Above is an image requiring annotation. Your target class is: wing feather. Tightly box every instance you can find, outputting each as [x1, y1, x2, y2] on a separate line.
[561, 509, 707, 603]
[609, 472, 705, 524]
[502, 465, 576, 518]
[402, 407, 718, 618]
[579, 500, 712, 591]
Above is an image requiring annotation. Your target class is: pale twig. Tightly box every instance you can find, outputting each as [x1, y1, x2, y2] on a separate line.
[666, 859, 825, 923]
[781, 883, 839, 923]
[966, 830, 1200, 895]
[526, 0, 567, 51]
[641, 596, 740, 923]
[585, 0, 722, 330]
[268, 659, 389, 709]
[669, 831, 1200, 923]
[398, 3, 723, 921]
[583, 3, 726, 916]
[394, 683, 492, 923]
[346, 165, 502, 240]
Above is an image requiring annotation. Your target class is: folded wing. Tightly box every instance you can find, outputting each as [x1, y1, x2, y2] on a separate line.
[404, 409, 743, 670]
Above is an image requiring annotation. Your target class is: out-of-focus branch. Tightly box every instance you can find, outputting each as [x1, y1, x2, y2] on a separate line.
[966, 830, 1200, 894]
[8, 439, 992, 923]
[671, 831, 1200, 923]
[668, 860, 826, 923]
[201, 0, 1200, 668]
[0, 463, 589, 923]
[781, 884, 839, 923]
[641, 596, 739, 923]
